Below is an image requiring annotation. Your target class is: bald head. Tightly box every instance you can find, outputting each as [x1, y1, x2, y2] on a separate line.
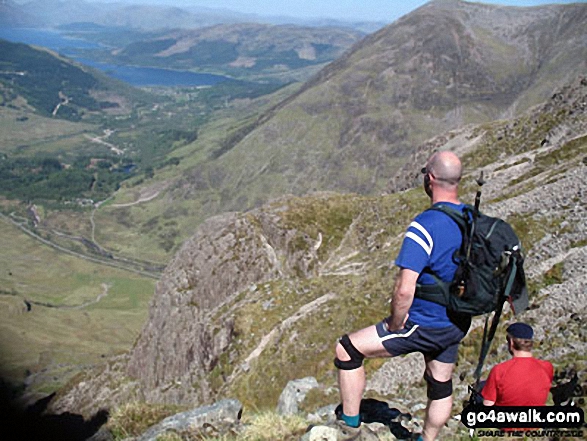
[426, 151, 462, 186]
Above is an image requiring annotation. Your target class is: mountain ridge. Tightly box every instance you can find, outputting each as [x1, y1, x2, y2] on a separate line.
[73, 0, 587, 272]
[150, 0, 587, 220]
[5, 0, 384, 33]
[106, 23, 365, 82]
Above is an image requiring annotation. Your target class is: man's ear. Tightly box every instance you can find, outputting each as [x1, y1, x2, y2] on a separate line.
[506, 336, 514, 353]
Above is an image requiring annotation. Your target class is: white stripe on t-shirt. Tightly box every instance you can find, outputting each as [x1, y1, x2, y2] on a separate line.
[405, 220, 433, 256]
[410, 221, 433, 249]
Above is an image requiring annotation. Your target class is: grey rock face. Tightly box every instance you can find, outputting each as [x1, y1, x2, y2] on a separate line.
[125, 207, 322, 404]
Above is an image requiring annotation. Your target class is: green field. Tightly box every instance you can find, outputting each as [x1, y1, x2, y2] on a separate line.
[0, 218, 156, 395]
[0, 107, 96, 155]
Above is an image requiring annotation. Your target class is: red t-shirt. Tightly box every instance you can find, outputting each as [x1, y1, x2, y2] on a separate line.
[482, 357, 554, 406]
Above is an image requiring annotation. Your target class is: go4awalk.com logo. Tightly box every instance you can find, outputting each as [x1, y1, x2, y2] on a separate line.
[461, 406, 585, 438]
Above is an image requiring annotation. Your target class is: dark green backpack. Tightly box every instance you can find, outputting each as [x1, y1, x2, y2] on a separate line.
[416, 204, 528, 316]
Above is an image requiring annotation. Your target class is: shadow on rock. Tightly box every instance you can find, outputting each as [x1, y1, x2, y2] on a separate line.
[0, 377, 108, 441]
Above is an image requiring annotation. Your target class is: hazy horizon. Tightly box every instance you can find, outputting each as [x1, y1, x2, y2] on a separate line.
[10, 0, 587, 23]
[101, 0, 587, 22]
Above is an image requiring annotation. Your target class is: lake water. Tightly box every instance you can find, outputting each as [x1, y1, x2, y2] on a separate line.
[0, 28, 232, 87]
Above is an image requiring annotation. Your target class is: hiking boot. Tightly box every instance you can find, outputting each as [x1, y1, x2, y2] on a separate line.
[332, 420, 361, 440]
[304, 420, 380, 441]
[329, 419, 379, 441]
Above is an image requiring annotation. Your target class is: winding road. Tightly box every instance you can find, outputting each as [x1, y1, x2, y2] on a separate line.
[27, 283, 112, 310]
[0, 212, 161, 279]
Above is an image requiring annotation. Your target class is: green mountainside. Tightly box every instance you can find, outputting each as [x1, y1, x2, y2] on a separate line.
[0, 38, 291, 212]
[0, 39, 112, 121]
[198, 0, 586, 205]
[0, 39, 166, 209]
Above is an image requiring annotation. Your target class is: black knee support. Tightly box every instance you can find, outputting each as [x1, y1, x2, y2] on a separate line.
[334, 334, 365, 370]
[424, 372, 453, 400]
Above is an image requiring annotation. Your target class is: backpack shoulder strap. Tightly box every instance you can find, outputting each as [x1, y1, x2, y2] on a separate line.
[415, 204, 471, 305]
[426, 203, 471, 232]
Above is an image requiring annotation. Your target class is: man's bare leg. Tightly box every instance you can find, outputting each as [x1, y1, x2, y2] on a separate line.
[337, 364, 366, 417]
[421, 359, 455, 441]
[336, 324, 391, 418]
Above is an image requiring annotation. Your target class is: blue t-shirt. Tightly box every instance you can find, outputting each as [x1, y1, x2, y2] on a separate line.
[395, 202, 465, 328]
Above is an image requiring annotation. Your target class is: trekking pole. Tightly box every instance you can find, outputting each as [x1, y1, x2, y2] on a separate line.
[474, 171, 485, 215]
[473, 315, 490, 387]
[471, 171, 487, 387]
[465, 172, 485, 261]
[473, 253, 516, 386]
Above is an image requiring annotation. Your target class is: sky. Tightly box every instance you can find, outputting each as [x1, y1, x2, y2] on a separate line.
[89, 0, 587, 22]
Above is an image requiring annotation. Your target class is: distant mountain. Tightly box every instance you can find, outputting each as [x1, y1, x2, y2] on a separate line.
[9, 0, 383, 32]
[14, 0, 206, 29]
[181, 5, 387, 33]
[109, 23, 365, 81]
[0, 0, 36, 27]
[163, 0, 586, 218]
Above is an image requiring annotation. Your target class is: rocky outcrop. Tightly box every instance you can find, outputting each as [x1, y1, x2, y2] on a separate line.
[125, 207, 324, 405]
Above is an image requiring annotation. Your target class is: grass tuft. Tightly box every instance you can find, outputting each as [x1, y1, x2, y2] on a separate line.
[107, 401, 186, 440]
[107, 406, 308, 441]
[236, 411, 308, 441]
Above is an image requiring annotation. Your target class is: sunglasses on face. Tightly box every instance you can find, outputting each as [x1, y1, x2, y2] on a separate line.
[421, 166, 433, 177]
[421, 166, 457, 183]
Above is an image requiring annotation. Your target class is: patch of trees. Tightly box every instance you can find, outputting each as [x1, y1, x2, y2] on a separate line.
[159, 128, 198, 145]
[0, 154, 134, 203]
[196, 80, 286, 109]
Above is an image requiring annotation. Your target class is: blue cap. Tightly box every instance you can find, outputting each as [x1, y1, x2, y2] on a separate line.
[506, 323, 534, 340]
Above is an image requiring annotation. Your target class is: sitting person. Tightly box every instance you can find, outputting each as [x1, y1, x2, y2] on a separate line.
[482, 322, 553, 406]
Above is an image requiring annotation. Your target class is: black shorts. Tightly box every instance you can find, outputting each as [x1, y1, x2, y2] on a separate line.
[375, 318, 466, 363]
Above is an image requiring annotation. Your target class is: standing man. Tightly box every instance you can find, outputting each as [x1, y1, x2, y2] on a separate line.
[482, 322, 553, 406]
[333, 151, 471, 441]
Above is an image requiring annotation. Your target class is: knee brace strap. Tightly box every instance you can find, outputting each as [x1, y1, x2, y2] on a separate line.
[334, 334, 365, 370]
[424, 372, 453, 400]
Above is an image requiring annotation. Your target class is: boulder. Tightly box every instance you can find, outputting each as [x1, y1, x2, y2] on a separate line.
[136, 399, 242, 441]
[277, 377, 319, 415]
